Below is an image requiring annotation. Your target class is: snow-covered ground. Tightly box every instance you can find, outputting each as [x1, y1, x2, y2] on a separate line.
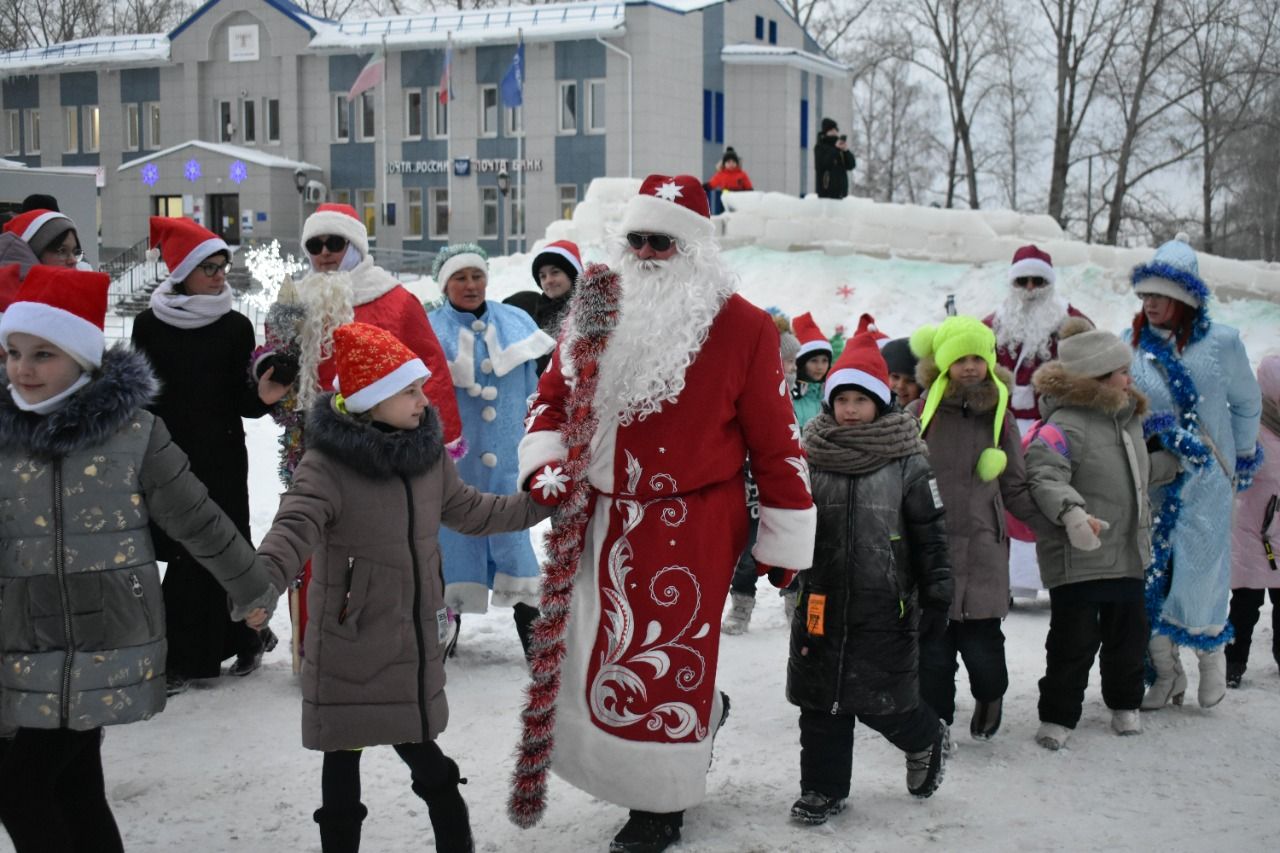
[51, 221, 1280, 852]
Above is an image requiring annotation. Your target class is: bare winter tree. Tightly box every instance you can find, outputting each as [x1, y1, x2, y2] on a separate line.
[0, 0, 107, 49]
[985, 0, 1040, 210]
[1219, 89, 1280, 260]
[109, 0, 190, 34]
[783, 0, 876, 54]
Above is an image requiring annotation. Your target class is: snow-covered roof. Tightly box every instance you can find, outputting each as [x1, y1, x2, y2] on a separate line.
[116, 140, 321, 173]
[721, 44, 850, 78]
[0, 34, 169, 75]
[171, 0, 330, 40]
[307, 1, 626, 51]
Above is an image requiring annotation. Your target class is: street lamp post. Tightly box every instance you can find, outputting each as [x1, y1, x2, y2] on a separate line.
[497, 168, 510, 253]
[294, 169, 309, 251]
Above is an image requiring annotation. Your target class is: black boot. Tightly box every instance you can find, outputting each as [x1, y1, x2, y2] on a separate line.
[970, 697, 1003, 741]
[609, 810, 683, 853]
[513, 603, 539, 661]
[413, 757, 474, 853]
[313, 803, 367, 853]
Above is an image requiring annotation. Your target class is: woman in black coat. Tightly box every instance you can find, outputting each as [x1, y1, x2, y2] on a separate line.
[131, 217, 291, 692]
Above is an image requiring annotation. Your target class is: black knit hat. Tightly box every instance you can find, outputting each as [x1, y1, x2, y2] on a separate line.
[881, 337, 917, 376]
[722, 146, 740, 164]
[820, 117, 839, 134]
[21, 193, 59, 212]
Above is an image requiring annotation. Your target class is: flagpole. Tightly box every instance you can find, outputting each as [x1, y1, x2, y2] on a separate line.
[380, 34, 388, 241]
[445, 31, 453, 237]
[517, 29, 524, 254]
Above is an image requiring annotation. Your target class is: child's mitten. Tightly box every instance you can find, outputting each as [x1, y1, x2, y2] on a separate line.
[1062, 506, 1107, 551]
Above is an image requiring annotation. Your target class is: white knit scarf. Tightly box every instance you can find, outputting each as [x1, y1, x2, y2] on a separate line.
[149, 279, 233, 329]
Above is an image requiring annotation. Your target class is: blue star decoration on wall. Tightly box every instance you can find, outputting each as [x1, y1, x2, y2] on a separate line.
[141, 163, 160, 186]
[184, 159, 202, 182]
[230, 160, 248, 184]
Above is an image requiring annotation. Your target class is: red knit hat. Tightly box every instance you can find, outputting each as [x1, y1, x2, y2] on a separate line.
[530, 240, 583, 288]
[148, 216, 229, 284]
[854, 312, 889, 346]
[1009, 244, 1055, 286]
[0, 266, 110, 369]
[823, 332, 890, 407]
[302, 203, 369, 258]
[619, 174, 714, 246]
[332, 322, 431, 414]
[792, 312, 832, 359]
[3, 209, 75, 257]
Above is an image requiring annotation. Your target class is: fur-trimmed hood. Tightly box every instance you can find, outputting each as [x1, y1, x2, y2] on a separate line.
[915, 357, 1012, 414]
[1032, 362, 1149, 419]
[0, 346, 157, 458]
[304, 392, 443, 479]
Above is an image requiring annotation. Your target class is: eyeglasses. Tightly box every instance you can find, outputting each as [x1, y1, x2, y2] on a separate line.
[1014, 276, 1047, 288]
[197, 260, 230, 277]
[305, 235, 348, 255]
[50, 247, 84, 262]
[626, 232, 674, 253]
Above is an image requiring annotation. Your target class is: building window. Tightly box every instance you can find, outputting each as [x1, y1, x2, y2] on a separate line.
[800, 99, 809, 148]
[357, 189, 376, 238]
[152, 195, 183, 217]
[123, 104, 139, 150]
[480, 186, 499, 238]
[586, 80, 606, 134]
[479, 85, 498, 137]
[146, 102, 161, 149]
[25, 109, 40, 154]
[405, 188, 423, 238]
[558, 184, 577, 220]
[63, 106, 79, 153]
[405, 89, 422, 139]
[558, 81, 577, 134]
[429, 187, 449, 239]
[505, 103, 523, 136]
[428, 88, 448, 138]
[242, 100, 256, 144]
[714, 91, 724, 144]
[82, 105, 99, 153]
[4, 111, 19, 155]
[266, 98, 280, 143]
[769, 20, 778, 44]
[334, 94, 350, 142]
[218, 100, 233, 143]
[508, 186, 525, 239]
[755, 16, 764, 40]
[359, 92, 376, 141]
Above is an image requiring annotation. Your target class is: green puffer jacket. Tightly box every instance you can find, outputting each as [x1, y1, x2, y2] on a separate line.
[0, 348, 275, 732]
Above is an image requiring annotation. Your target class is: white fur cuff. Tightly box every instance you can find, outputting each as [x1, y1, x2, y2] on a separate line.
[752, 504, 817, 569]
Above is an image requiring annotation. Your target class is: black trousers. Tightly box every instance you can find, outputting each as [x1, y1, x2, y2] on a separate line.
[164, 550, 262, 678]
[1037, 594, 1148, 728]
[0, 727, 123, 853]
[918, 615, 1008, 726]
[322, 741, 453, 812]
[798, 706, 939, 800]
[729, 515, 761, 596]
[1226, 587, 1280, 667]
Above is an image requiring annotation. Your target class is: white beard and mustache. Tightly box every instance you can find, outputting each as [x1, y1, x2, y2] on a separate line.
[992, 283, 1069, 360]
[588, 237, 736, 426]
[293, 270, 356, 408]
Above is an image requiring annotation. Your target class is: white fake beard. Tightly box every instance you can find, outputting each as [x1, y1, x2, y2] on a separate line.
[592, 238, 736, 426]
[294, 270, 356, 408]
[992, 283, 1068, 360]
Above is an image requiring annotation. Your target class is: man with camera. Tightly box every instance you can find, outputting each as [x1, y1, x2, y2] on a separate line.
[814, 118, 856, 199]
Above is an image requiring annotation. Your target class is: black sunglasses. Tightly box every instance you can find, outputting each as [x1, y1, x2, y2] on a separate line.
[626, 232, 674, 252]
[305, 235, 349, 255]
[1014, 276, 1047, 288]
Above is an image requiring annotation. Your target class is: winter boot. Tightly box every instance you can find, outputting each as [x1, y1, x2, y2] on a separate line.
[789, 791, 846, 825]
[1035, 722, 1071, 751]
[513, 603, 539, 662]
[905, 721, 947, 798]
[609, 810, 683, 853]
[313, 803, 367, 853]
[1225, 660, 1245, 688]
[1110, 709, 1142, 736]
[1141, 633, 1187, 710]
[444, 610, 460, 659]
[228, 628, 276, 677]
[781, 588, 799, 624]
[413, 758, 474, 853]
[969, 697, 1003, 741]
[1195, 647, 1227, 708]
[721, 592, 755, 635]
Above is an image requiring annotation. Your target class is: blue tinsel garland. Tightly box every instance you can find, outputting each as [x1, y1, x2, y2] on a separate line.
[1235, 443, 1266, 492]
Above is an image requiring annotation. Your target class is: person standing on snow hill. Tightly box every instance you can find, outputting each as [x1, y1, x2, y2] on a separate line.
[814, 118, 855, 199]
[907, 316, 1045, 746]
[786, 334, 953, 826]
[1124, 236, 1262, 711]
[254, 322, 553, 853]
[0, 267, 278, 853]
[512, 173, 816, 853]
[428, 243, 555, 660]
[503, 239, 583, 374]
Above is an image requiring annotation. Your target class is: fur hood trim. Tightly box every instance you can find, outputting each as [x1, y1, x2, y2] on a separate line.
[0, 346, 157, 458]
[304, 392, 443, 479]
[1058, 315, 1095, 339]
[915, 356, 1012, 414]
[1033, 362, 1149, 418]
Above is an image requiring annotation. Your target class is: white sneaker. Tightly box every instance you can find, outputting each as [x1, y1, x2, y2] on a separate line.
[1035, 722, 1071, 751]
[1111, 709, 1142, 736]
[721, 592, 755, 635]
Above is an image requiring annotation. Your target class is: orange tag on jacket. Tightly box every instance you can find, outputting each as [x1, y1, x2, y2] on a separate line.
[806, 594, 826, 636]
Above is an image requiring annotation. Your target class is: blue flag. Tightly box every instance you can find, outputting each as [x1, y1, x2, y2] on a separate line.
[500, 42, 524, 108]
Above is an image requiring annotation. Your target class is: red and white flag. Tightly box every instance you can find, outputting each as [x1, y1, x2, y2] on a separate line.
[438, 45, 454, 104]
[347, 52, 385, 101]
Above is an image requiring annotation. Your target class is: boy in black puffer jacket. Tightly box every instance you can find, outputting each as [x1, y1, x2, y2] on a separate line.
[786, 335, 953, 826]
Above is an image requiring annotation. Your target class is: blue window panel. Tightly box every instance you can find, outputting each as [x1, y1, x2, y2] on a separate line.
[769, 21, 778, 44]
[755, 16, 764, 39]
[714, 92, 724, 144]
[800, 99, 809, 148]
[703, 89, 712, 141]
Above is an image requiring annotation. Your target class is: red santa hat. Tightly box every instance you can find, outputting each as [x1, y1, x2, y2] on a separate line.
[854, 312, 889, 347]
[619, 174, 714, 247]
[823, 332, 891, 408]
[332, 322, 431, 414]
[530, 240, 583, 289]
[0, 265, 110, 369]
[3, 208, 76, 258]
[302, 203, 369, 259]
[792, 312, 832, 360]
[1008, 244, 1055, 286]
[148, 216, 229, 284]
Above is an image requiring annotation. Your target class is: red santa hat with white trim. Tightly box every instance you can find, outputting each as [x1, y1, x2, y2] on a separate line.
[0, 265, 110, 370]
[619, 174, 714, 247]
[302, 203, 370, 258]
[3, 208, 76, 258]
[792, 312, 832, 361]
[1008, 244, 1056, 286]
[530, 240, 583, 289]
[148, 216, 229, 284]
[823, 332, 891, 409]
[332, 322, 431, 414]
[854, 312, 889, 347]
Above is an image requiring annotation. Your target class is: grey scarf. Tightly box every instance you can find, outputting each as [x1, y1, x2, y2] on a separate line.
[802, 410, 927, 475]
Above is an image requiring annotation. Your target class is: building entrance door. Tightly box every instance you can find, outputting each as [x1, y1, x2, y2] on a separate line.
[207, 193, 240, 243]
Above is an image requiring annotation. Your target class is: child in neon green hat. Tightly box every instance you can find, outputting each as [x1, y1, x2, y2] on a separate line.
[906, 315, 1045, 745]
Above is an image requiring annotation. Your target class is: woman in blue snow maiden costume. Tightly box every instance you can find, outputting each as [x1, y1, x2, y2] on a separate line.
[1125, 235, 1263, 710]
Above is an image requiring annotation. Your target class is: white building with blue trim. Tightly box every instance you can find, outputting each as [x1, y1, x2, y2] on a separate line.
[0, 0, 851, 258]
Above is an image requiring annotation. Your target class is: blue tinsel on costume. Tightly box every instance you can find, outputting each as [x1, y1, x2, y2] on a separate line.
[1235, 443, 1265, 492]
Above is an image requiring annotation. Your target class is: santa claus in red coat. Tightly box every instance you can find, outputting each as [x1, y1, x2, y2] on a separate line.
[511, 175, 816, 851]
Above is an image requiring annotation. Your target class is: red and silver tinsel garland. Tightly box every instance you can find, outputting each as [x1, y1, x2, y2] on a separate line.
[509, 263, 621, 828]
